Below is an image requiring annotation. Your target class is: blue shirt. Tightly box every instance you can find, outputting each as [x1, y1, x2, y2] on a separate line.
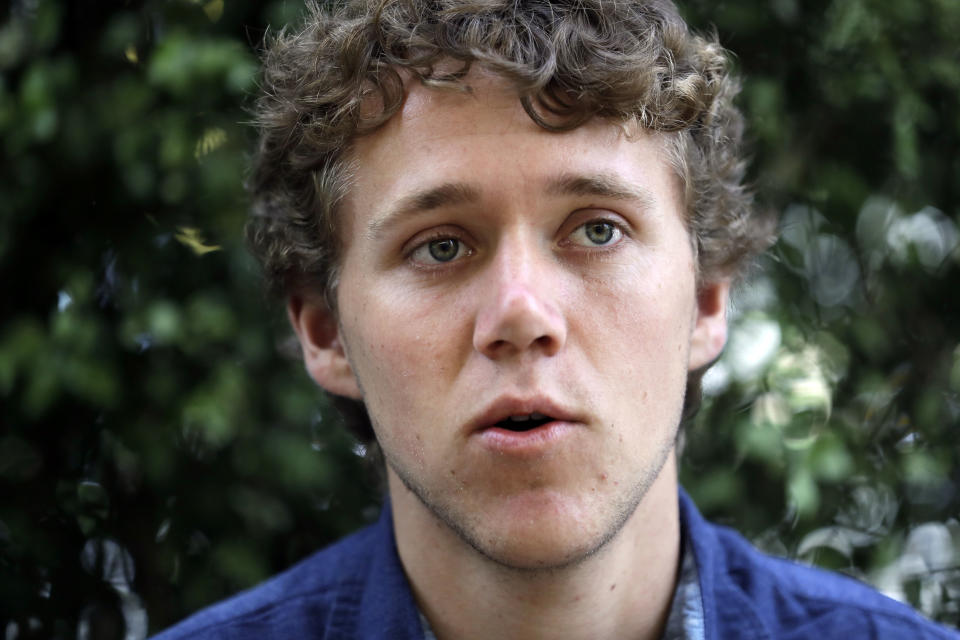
[154, 490, 959, 639]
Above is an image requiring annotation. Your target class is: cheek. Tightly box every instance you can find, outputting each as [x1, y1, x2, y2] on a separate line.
[576, 256, 695, 364]
[346, 328, 427, 460]
[339, 286, 467, 433]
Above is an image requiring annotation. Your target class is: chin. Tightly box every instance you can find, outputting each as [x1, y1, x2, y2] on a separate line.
[485, 492, 642, 570]
[472, 524, 618, 572]
[429, 481, 644, 572]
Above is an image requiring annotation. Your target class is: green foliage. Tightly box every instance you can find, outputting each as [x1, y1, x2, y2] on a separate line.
[681, 0, 960, 626]
[0, 0, 958, 637]
[0, 2, 378, 637]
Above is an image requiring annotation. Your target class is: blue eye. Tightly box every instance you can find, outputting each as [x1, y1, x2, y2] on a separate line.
[570, 221, 621, 246]
[428, 238, 460, 261]
[410, 237, 467, 264]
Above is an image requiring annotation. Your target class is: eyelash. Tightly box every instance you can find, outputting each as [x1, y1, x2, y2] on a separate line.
[406, 230, 474, 268]
[405, 216, 628, 268]
[564, 219, 625, 248]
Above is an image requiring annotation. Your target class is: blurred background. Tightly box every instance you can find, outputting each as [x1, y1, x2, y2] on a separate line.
[0, 0, 957, 637]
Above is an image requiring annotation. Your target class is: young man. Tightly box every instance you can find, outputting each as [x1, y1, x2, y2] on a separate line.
[157, 0, 958, 638]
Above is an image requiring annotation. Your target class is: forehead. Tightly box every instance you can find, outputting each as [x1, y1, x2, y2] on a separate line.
[340, 70, 683, 239]
[355, 70, 656, 164]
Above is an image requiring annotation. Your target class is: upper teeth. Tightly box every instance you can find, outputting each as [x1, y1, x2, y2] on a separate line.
[509, 413, 546, 422]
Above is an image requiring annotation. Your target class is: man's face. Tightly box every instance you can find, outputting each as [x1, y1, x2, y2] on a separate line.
[293, 73, 727, 570]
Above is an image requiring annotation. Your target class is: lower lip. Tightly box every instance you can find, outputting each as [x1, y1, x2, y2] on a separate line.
[474, 421, 577, 455]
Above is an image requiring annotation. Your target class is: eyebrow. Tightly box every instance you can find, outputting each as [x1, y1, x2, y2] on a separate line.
[367, 172, 654, 238]
[368, 182, 481, 238]
[545, 173, 655, 209]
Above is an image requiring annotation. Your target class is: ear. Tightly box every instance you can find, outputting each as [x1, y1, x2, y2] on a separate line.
[287, 295, 363, 400]
[688, 279, 730, 371]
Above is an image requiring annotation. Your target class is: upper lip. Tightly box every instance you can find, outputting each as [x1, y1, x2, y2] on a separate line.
[466, 395, 582, 434]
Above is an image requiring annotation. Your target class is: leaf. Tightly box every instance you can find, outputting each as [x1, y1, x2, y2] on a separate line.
[203, 0, 225, 23]
[175, 226, 221, 256]
[194, 127, 227, 160]
[798, 526, 877, 558]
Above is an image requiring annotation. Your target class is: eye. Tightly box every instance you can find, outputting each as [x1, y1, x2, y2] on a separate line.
[569, 220, 622, 247]
[409, 237, 469, 265]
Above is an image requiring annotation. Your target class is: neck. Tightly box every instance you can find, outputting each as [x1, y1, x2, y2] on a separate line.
[390, 457, 682, 640]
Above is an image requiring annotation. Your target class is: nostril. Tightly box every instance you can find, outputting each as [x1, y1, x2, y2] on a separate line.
[487, 339, 509, 354]
[533, 334, 559, 355]
[534, 335, 553, 348]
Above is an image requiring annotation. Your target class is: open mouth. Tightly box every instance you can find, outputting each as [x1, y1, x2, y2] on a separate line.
[493, 412, 555, 432]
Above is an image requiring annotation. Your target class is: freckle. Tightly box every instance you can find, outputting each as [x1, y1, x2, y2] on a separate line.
[599, 472, 608, 482]
[610, 583, 616, 591]
[613, 481, 619, 486]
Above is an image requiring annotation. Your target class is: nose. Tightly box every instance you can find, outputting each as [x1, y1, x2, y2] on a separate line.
[472, 241, 567, 360]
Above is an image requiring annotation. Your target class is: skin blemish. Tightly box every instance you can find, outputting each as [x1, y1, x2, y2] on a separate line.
[610, 583, 617, 591]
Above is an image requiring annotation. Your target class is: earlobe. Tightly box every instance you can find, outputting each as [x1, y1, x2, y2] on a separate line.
[688, 280, 730, 371]
[287, 295, 363, 400]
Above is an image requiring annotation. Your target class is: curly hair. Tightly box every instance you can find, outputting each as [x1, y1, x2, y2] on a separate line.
[248, 0, 773, 441]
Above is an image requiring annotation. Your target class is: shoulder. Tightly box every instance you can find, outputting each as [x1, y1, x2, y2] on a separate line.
[711, 523, 956, 639]
[679, 491, 959, 640]
[151, 523, 381, 640]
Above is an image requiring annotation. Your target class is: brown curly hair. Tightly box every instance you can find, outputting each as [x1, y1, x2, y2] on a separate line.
[247, 0, 773, 441]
